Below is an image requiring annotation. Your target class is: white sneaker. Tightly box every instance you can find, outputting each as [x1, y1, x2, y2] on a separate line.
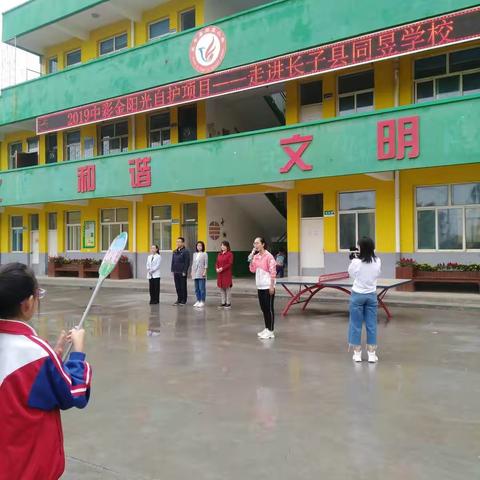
[259, 329, 275, 339]
[257, 328, 268, 337]
[193, 301, 199, 307]
[197, 302, 205, 308]
[352, 350, 362, 362]
[368, 351, 378, 363]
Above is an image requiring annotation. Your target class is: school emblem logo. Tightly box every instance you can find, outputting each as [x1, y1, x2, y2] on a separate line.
[190, 26, 227, 74]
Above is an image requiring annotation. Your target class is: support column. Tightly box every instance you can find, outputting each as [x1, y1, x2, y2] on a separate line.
[286, 188, 300, 275]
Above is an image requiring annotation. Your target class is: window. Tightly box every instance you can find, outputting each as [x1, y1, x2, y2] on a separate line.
[8, 142, 22, 169]
[48, 212, 57, 230]
[99, 33, 128, 56]
[46, 133, 58, 163]
[101, 208, 129, 251]
[416, 183, 480, 250]
[414, 47, 480, 103]
[338, 70, 374, 116]
[65, 131, 81, 160]
[30, 214, 39, 231]
[47, 56, 58, 74]
[27, 137, 38, 153]
[151, 206, 172, 251]
[66, 211, 81, 251]
[65, 49, 81, 67]
[339, 191, 375, 249]
[300, 81, 323, 106]
[179, 9, 195, 31]
[182, 203, 198, 249]
[149, 113, 171, 147]
[100, 121, 129, 155]
[301, 194, 323, 217]
[178, 105, 197, 142]
[11, 216, 23, 252]
[149, 18, 171, 39]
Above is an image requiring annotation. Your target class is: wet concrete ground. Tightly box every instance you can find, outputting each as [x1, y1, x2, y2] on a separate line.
[33, 286, 480, 480]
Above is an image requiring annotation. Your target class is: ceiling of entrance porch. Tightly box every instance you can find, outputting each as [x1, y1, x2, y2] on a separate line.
[0, 119, 35, 140]
[7, 0, 170, 54]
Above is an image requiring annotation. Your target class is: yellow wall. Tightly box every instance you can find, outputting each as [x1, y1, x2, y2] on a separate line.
[287, 175, 396, 255]
[399, 164, 480, 252]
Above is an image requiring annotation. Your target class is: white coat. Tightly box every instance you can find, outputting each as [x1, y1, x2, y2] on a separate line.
[146, 253, 162, 279]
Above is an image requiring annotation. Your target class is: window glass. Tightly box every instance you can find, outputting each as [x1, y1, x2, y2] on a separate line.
[339, 191, 375, 211]
[66, 49, 81, 66]
[100, 37, 114, 55]
[338, 95, 355, 114]
[48, 57, 58, 74]
[114, 33, 128, 50]
[356, 91, 374, 111]
[466, 208, 480, 249]
[358, 212, 375, 239]
[149, 18, 170, 39]
[180, 9, 195, 31]
[300, 81, 323, 105]
[152, 206, 172, 220]
[452, 183, 480, 205]
[116, 208, 128, 223]
[338, 70, 373, 94]
[449, 47, 480, 73]
[301, 194, 323, 217]
[416, 186, 448, 207]
[463, 72, 480, 93]
[414, 54, 447, 79]
[417, 210, 436, 249]
[437, 208, 463, 249]
[67, 211, 81, 224]
[436, 75, 460, 99]
[339, 213, 356, 250]
[416, 80, 434, 102]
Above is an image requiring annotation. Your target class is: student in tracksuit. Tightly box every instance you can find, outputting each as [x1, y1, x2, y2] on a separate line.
[146, 244, 162, 304]
[0, 262, 92, 480]
[248, 237, 277, 340]
[171, 237, 190, 305]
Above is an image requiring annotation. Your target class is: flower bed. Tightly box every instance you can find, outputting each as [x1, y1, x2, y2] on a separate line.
[48, 256, 132, 279]
[395, 258, 480, 292]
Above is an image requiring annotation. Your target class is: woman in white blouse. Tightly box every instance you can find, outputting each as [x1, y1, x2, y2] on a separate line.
[146, 245, 162, 304]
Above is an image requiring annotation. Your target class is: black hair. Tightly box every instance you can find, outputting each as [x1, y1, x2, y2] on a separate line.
[256, 237, 267, 250]
[221, 240, 231, 252]
[358, 237, 377, 264]
[196, 241, 205, 252]
[0, 263, 38, 319]
[152, 245, 160, 254]
[177, 237, 185, 243]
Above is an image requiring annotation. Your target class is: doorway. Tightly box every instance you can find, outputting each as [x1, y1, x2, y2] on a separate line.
[300, 194, 324, 274]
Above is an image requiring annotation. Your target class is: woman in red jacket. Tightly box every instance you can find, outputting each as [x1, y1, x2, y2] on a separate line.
[215, 241, 234, 309]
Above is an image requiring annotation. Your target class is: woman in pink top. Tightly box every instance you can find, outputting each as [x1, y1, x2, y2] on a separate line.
[248, 237, 277, 339]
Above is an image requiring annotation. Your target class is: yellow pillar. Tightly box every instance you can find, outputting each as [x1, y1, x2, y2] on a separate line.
[57, 132, 64, 162]
[171, 202, 181, 249]
[399, 56, 413, 106]
[0, 211, 9, 253]
[285, 81, 299, 125]
[323, 190, 337, 252]
[197, 197, 207, 242]
[287, 189, 299, 253]
[38, 211, 47, 254]
[135, 114, 148, 150]
[57, 209, 65, 253]
[81, 124, 97, 157]
[374, 60, 395, 110]
[137, 201, 149, 253]
[322, 73, 336, 118]
[197, 101, 207, 140]
[171, 108, 179, 144]
[38, 135, 46, 165]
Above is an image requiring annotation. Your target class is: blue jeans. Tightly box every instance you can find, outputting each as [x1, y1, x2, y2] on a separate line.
[348, 291, 378, 347]
[194, 278, 206, 302]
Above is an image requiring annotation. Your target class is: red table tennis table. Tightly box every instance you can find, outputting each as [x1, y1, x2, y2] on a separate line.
[277, 272, 412, 321]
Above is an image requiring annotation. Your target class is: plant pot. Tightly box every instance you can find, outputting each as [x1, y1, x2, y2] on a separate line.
[109, 262, 132, 280]
[47, 261, 56, 277]
[395, 266, 414, 292]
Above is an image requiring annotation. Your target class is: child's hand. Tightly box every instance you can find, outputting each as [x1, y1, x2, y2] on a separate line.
[54, 330, 68, 356]
[67, 328, 86, 353]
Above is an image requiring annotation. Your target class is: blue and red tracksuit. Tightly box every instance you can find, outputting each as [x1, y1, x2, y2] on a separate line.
[0, 319, 92, 480]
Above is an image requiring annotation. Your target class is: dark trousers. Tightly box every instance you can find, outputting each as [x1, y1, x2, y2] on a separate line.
[174, 273, 188, 304]
[258, 289, 275, 331]
[149, 278, 160, 304]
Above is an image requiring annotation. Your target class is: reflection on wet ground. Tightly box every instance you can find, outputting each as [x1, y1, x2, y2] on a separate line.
[32, 287, 480, 480]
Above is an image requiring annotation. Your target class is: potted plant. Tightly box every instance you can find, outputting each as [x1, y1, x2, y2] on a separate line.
[109, 255, 132, 280]
[395, 258, 416, 292]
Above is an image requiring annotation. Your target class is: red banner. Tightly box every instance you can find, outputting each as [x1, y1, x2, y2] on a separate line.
[37, 6, 480, 134]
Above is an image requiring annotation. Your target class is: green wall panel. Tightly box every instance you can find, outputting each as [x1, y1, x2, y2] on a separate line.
[1, 0, 479, 126]
[2, 0, 107, 42]
[0, 95, 479, 207]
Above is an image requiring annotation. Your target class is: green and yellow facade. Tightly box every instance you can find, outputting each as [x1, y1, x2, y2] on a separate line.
[1, 0, 479, 278]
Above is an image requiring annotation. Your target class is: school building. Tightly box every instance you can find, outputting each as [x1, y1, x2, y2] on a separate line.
[0, 0, 479, 278]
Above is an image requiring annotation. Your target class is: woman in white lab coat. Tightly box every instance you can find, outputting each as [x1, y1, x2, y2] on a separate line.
[146, 245, 162, 304]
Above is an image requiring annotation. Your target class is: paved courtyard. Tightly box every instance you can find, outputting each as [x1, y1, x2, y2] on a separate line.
[34, 286, 480, 480]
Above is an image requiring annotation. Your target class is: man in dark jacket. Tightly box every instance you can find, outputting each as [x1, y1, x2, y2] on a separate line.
[171, 237, 190, 305]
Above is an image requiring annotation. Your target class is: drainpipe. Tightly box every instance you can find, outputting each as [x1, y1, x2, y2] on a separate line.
[394, 61, 400, 254]
[133, 199, 138, 278]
